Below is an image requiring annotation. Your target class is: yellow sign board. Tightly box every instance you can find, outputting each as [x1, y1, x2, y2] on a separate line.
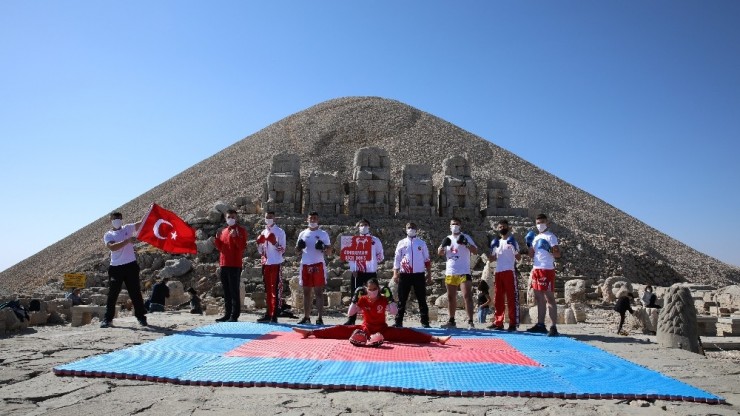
[63, 273, 87, 289]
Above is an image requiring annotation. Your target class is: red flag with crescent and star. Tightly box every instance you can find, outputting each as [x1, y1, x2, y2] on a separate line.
[137, 203, 197, 254]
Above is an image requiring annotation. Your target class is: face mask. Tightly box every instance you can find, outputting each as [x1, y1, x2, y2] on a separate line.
[358, 226, 369, 235]
[226, 218, 236, 226]
[499, 228, 509, 235]
[111, 219, 122, 229]
[406, 229, 417, 238]
[450, 225, 461, 234]
[309, 222, 319, 229]
[536, 223, 547, 233]
[367, 289, 379, 299]
[265, 218, 274, 227]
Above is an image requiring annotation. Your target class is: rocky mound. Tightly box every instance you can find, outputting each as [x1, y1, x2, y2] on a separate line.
[1, 96, 738, 293]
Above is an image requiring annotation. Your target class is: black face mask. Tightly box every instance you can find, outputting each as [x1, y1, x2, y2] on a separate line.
[499, 228, 509, 235]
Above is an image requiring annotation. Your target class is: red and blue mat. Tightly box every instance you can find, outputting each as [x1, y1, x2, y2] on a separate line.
[53, 322, 723, 403]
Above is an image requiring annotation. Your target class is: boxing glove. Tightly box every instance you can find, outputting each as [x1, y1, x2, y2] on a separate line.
[490, 238, 500, 250]
[296, 239, 307, 251]
[256, 234, 266, 244]
[506, 235, 517, 248]
[535, 238, 552, 252]
[351, 286, 367, 304]
[381, 285, 394, 303]
[457, 234, 468, 245]
[315, 239, 325, 250]
[266, 233, 277, 245]
[525, 230, 536, 248]
[349, 329, 368, 347]
[368, 332, 385, 347]
[441, 237, 452, 247]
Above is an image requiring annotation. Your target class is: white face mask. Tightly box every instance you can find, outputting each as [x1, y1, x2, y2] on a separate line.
[226, 218, 237, 226]
[358, 226, 369, 235]
[367, 289, 379, 299]
[111, 219, 122, 229]
[406, 228, 417, 238]
[265, 218, 274, 227]
[309, 222, 319, 229]
[536, 223, 547, 233]
[450, 225, 461, 234]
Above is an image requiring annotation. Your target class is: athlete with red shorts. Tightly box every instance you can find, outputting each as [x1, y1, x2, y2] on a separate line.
[525, 213, 562, 336]
[296, 211, 332, 325]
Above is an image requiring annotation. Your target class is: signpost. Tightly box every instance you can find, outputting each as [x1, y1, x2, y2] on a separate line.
[63, 273, 86, 289]
[339, 236, 372, 262]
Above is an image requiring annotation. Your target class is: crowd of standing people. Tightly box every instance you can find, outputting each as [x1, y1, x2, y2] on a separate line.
[98, 208, 571, 343]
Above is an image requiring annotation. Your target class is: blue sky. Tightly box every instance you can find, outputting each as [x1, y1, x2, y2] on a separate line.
[1, 1, 739, 272]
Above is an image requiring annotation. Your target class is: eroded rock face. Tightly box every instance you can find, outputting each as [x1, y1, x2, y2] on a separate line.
[398, 164, 436, 218]
[657, 284, 701, 354]
[438, 155, 478, 219]
[349, 147, 393, 217]
[564, 279, 587, 304]
[264, 153, 302, 215]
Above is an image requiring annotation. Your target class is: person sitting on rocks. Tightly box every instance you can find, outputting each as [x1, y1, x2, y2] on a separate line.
[614, 291, 635, 335]
[145, 277, 170, 312]
[186, 287, 203, 315]
[641, 285, 661, 308]
[292, 278, 450, 347]
[66, 288, 83, 306]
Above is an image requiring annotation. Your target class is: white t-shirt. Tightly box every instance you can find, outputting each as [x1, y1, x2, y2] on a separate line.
[257, 225, 286, 265]
[348, 234, 384, 273]
[297, 228, 331, 265]
[440, 233, 477, 275]
[394, 237, 431, 274]
[104, 224, 137, 266]
[532, 231, 558, 270]
[491, 236, 519, 273]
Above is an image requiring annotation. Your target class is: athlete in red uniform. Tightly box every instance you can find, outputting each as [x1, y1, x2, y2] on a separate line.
[292, 279, 450, 346]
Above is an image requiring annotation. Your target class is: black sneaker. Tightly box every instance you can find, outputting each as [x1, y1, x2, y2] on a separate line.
[421, 323, 431, 328]
[256, 315, 271, 323]
[507, 325, 517, 332]
[547, 325, 559, 337]
[342, 316, 357, 326]
[315, 317, 324, 325]
[138, 317, 148, 327]
[526, 323, 548, 333]
[467, 320, 475, 330]
[100, 320, 111, 328]
[227, 317, 238, 322]
[441, 320, 456, 329]
[215, 316, 229, 322]
[487, 323, 505, 330]
[392, 322, 403, 328]
[270, 315, 278, 323]
[298, 317, 311, 325]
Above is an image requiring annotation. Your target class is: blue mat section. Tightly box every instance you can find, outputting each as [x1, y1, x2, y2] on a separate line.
[53, 322, 723, 402]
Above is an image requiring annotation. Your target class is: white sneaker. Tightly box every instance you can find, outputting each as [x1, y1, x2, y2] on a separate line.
[467, 320, 475, 330]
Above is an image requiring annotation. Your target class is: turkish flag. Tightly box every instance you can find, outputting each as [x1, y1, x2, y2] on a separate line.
[137, 203, 197, 254]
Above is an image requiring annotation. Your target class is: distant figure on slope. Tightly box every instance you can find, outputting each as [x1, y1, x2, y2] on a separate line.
[292, 278, 450, 346]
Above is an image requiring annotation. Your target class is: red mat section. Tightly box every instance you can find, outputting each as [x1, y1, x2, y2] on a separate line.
[226, 331, 540, 366]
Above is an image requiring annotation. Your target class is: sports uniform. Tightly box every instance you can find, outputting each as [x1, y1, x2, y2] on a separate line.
[256, 223, 286, 320]
[490, 235, 520, 328]
[440, 233, 477, 285]
[344, 233, 384, 325]
[297, 228, 331, 287]
[530, 231, 558, 292]
[214, 224, 248, 321]
[393, 236, 431, 327]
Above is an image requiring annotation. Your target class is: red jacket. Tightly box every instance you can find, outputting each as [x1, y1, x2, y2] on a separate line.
[214, 225, 248, 267]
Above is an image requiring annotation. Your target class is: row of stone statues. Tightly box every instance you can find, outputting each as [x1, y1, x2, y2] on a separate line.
[263, 147, 529, 218]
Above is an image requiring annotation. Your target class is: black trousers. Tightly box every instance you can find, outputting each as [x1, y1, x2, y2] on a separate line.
[350, 271, 377, 294]
[106, 261, 146, 322]
[220, 266, 243, 319]
[395, 272, 429, 326]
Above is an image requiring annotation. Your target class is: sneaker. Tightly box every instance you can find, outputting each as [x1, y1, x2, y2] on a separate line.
[547, 325, 559, 337]
[421, 323, 431, 329]
[441, 320, 456, 329]
[227, 317, 238, 322]
[138, 317, 148, 327]
[100, 320, 111, 328]
[392, 322, 403, 328]
[342, 316, 357, 326]
[297, 317, 311, 325]
[507, 325, 517, 332]
[487, 323, 505, 330]
[315, 317, 324, 325]
[270, 315, 278, 323]
[215, 316, 229, 322]
[467, 320, 475, 330]
[526, 323, 548, 333]
[256, 315, 271, 323]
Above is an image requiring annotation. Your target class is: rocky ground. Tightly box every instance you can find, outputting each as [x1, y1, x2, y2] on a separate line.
[1, 308, 738, 416]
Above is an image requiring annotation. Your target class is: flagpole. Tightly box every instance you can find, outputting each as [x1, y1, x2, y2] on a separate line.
[136, 203, 156, 238]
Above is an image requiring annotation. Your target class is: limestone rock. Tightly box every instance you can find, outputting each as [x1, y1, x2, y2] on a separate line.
[159, 258, 193, 279]
[564, 279, 587, 304]
[657, 284, 701, 354]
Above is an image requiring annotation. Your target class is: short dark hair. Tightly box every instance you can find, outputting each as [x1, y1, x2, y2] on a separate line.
[357, 218, 370, 226]
[478, 280, 490, 292]
[161, 277, 169, 283]
[266, 211, 275, 216]
[187, 287, 197, 295]
[308, 211, 319, 217]
[366, 278, 380, 288]
[110, 212, 123, 219]
[406, 222, 417, 229]
[450, 217, 462, 224]
[226, 209, 238, 216]
[536, 213, 548, 221]
[497, 219, 510, 226]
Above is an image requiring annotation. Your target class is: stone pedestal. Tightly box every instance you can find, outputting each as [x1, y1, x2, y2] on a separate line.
[70, 305, 118, 327]
[349, 147, 394, 217]
[398, 164, 436, 218]
[438, 156, 478, 219]
[304, 172, 343, 217]
[264, 153, 302, 214]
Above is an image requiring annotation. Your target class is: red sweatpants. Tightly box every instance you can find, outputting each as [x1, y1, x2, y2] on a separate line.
[262, 264, 283, 317]
[311, 325, 433, 343]
[493, 270, 519, 327]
